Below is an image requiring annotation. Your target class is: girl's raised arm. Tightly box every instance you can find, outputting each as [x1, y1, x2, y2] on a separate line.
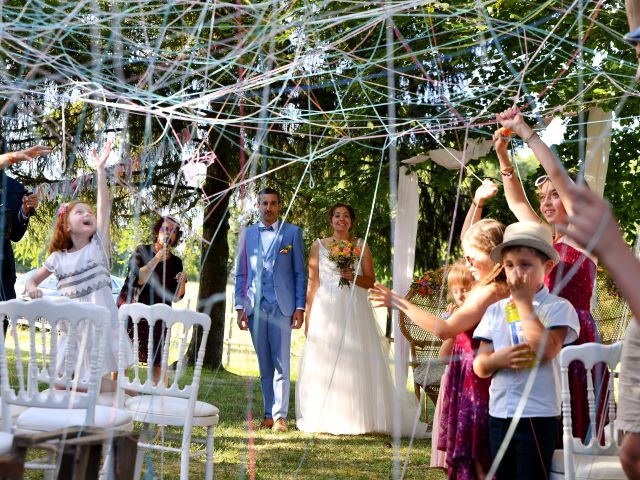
[93, 141, 112, 250]
[492, 128, 540, 223]
[460, 179, 498, 241]
[497, 107, 575, 215]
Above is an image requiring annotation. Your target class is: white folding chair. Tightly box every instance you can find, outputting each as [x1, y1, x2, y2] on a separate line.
[550, 341, 624, 479]
[118, 303, 218, 480]
[0, 298, 132, 476]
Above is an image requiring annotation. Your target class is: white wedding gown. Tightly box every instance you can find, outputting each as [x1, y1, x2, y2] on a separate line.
[296, 239, 427, 437]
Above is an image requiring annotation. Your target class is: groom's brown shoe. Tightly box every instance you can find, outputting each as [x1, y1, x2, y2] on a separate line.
[272, 418, 288, 432]
[258, 418, 274, 429]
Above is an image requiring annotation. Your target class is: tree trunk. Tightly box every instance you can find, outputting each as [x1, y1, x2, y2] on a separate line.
[193, 131, 238, 369]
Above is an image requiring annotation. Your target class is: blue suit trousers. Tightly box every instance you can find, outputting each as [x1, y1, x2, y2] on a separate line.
[248, 298, 292, 421]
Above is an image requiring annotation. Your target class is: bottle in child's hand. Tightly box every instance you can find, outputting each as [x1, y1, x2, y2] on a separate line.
[505, 300, 536, 368]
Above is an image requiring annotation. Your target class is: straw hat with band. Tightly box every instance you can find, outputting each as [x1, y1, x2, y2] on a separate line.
[490, 221, 559, 265]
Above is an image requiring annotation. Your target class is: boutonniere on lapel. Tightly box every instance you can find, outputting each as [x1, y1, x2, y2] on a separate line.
[279, 244, 293, 254]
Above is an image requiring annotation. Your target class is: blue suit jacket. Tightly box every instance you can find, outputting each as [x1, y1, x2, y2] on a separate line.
[235, 222, 307, 318]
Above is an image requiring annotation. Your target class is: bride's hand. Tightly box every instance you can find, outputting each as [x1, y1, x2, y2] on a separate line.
[368, 282, 401, 309]
[340, 268, 355, 282]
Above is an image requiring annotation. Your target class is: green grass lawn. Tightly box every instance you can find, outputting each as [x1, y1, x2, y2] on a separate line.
[8, 323, 446, 479]
[175, 360, 447, 480]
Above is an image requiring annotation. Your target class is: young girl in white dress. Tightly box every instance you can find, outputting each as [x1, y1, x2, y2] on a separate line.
[25, 141, 133, 381]
[296, 203, 427, 437]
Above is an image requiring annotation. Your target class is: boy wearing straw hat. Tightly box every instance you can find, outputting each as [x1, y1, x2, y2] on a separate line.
[473, 221, 580, 479]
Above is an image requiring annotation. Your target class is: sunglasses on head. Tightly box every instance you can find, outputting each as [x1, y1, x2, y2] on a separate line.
[534, 175, 549, 188]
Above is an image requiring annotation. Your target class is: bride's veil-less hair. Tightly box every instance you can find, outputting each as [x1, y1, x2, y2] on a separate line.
[327, 203, 356, 232]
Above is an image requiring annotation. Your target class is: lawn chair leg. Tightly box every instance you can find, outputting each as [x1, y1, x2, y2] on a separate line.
[133, 447, 144, 480]
[205, 426, 214, 480]
[43, 449, 56, 480]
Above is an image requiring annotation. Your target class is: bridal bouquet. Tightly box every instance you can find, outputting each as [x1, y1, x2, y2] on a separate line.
[328, 240, 362, 288]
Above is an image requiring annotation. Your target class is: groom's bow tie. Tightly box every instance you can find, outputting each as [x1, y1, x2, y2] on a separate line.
[259, 225, 274, 232]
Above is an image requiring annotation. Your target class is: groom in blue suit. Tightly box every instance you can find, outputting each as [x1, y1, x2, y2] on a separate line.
[235, 188, 307, 432]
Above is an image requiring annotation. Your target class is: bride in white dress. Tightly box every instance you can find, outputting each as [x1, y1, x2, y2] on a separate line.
[296, 203, 426, 437]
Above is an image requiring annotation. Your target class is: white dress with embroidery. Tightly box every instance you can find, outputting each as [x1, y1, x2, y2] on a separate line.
[296, 239, 427, 437]
[44, 233, 133, 378]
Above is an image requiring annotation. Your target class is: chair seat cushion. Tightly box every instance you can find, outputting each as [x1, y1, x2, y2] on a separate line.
[0, 404, 28, 420]
[413, 361, 446, 387]
[97, 391, 130, 407]
[15, 405, 132, 432]
[551, 449, 625, 479]
[0, 431, 13, 455]
[125, 395, 219, 418]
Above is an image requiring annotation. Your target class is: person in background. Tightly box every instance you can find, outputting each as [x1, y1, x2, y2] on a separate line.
[120, 215, 187, 384]
[234, 188, 307, 433]
[0, 145, 50, 302]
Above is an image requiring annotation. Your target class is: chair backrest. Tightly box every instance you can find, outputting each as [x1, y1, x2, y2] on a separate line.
[118, 303, 211, 402]
[0, 298, 111, 432]
[398, 290, 446, 357]
[559, 342, 622, 479]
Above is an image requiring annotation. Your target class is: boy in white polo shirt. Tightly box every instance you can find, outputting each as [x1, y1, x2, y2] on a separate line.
[473, 221, 580, 479]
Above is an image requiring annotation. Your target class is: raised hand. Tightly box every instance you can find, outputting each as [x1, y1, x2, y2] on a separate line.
[92, 140, 113, 170]
[474, 179, 498, 206]
[368, 282, 403, 309]
[1, 145, 51, 168]
[493, 129, 509, 156]
[154, 247, 170, 263]
[13, 145, 51, 164]
[496, 107, 531, 139]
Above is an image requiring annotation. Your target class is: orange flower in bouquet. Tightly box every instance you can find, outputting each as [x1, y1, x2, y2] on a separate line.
[410, 268, 443, 297]
[327, 239, 362, 287]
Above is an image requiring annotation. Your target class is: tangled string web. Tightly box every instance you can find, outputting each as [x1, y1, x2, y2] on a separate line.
[1, 0, 639, 478]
